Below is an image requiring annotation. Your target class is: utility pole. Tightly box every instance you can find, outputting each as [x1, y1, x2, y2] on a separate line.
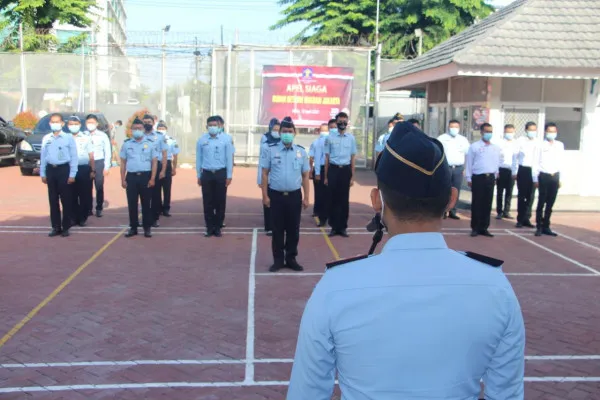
[160, 25, 170, 121]
[220, 25, 224, 46]
[18, 22, 27, 113]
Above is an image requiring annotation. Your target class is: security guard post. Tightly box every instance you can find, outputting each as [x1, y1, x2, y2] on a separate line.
[515, 122, 540, 228]
[465, 123, 502, 237]
[438, 119, 470, 219]
[496, 124, 519, 219]
[533, 122, 564, 237]
[142, 114, 167, 227]
[288, 122, 525, 400]
[156, 122, 179, 217]
[260, 117, 310, 272]
[86, 114, 111, 218]
[196, 116, 234, 237]
[40, 113, 78, 237]
[120, 118, 157, 238]
[324, 112, 356, 237]
[67, 116, 95, 227]
[257, 118, 281, 235]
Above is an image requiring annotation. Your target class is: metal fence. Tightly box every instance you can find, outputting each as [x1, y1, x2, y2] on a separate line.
[0, 45, 372, 166]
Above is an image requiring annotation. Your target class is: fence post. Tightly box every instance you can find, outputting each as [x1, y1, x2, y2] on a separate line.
[90, 27, 97, 111]
[248, 49, 255, 164]
[225, 44, 232, 133]
[18, 23, 28, 113]
[364, 49, 372, 169]
[211, 47, 217, 116]
[373, 43, 382, 169]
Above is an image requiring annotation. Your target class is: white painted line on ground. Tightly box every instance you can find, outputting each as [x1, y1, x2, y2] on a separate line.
[1, 377, 599, 393]
[555, 231, 600, 253]
[255, 272, 599, 277]
[525, 355, 600, 360]
[507, 230, 600, 275]
[244, 228, 258, 384]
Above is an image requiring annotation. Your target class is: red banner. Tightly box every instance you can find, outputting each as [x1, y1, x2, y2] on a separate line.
[258, 65, 354, 127]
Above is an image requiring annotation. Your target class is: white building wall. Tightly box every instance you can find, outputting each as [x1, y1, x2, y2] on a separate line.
[581, 80, 600, 196]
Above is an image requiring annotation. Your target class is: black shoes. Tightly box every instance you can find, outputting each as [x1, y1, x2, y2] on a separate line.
[125, 229, 138, 238]
[286, 259, 304, 271]
[49, 228, 70, 237]
[470, 230, 494, 237]
[204, 228, 222, 237]
[328, 229, 349, 237]
[536, 228, 557, 237]
[96, 210, 103, 218]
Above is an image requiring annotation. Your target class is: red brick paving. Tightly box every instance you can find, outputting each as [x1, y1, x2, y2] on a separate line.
[1, 165, 600, 399]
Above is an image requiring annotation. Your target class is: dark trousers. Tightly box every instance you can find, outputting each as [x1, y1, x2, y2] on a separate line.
[536, 172, 560, 230]
[72, 164, 92, 224]
[161, 160, 173, 213]
[470, 173, 496, 232]
[517, 166, 535, 224]
[92, 159, 105, 211]
[313, 166, 329, 224]
[126, 171, 152, 230]
[152, 161, 164, 221]
[263, 202, 272, 231]
[201, 168, 227, 232]
[496, 167, 515, 215]
[450, 165, 464, 214]
[221, 186, 228, 224]
[46, 163, 72, 231]
[327, 164, 351, 231]
[269, 188, 302, 265]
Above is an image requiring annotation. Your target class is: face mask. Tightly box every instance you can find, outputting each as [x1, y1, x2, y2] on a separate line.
[388, 127, 393, 133]
[143, 123, 154, 132]
[271, 131, 280, 139]
[50, 123, 62, 132]
[449, 127, 459, 136]
[281, 132, 294, 145]
[219, 127, 224, 133]
[504, 133, 514, 140]
[320, 131, 329, 138]
[482, 132, 493, 142]
[527, 130, 537, 139]
[329, 128, 338, 136]
[158, 130, 167, 136]
[337, 122, 347, 131]
[546, 132, 557, 141]
[68, 125, 81, 134]
[86, 123, 97, 131]
[132, 130, 144, 139]
[208, 126, 220, 136]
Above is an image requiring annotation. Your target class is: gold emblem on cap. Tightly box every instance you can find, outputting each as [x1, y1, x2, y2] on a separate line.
[384, 142, 445, 176]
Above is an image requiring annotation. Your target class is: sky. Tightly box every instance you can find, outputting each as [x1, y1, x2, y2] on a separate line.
[125, 0, 517, 46]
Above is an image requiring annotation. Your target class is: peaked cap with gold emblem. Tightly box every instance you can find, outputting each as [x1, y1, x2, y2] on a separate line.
[376, 121, 451, 198]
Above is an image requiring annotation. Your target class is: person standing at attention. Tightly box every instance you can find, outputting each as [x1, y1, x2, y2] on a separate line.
[515, 122, 540, 229]
[67, 116, 95, 227]
[156, 122, 179, 217]
[257, 118, 281, 236]
[40, 113, 78, 237]
[120, 118, 157, 238]
[465, 123, 502, 237]
[196, 116, 234, 238]
[86, 114, 111, 218]
[142, 114, 167, 227]
[375, 119, 395, 159]
[495, 124, 519, 220]
[324, 112, 356, 237]
[438, 120, 469, 219]
[261, 117, 310, 272]
[287, 121, 525, 400]
[533, 122, 564, 237]
[309, 123, 329, 223]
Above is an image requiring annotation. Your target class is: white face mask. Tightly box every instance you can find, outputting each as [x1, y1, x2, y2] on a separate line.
[86, 123, 97, 132]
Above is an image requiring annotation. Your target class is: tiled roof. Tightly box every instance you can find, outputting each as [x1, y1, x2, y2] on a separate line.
[384, 0, 600, 80]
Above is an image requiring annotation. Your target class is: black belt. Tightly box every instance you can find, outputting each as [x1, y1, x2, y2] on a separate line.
[128, 171, 151, 176]
[540, 171, 559, 177]
[49, 163, 69, 168]
[269, 188, 301, 196]
[202, 168, 225, 173]
[330, 164, 350, 168]
[449, 165, 463, 169]
[474, 173, 495, 178]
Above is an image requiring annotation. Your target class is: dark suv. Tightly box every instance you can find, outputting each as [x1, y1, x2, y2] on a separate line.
[17, 112, 110, 175]
[0, 116, 27, 165]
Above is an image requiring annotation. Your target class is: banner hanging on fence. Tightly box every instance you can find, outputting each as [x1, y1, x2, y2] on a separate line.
[258, 65, 354, 127]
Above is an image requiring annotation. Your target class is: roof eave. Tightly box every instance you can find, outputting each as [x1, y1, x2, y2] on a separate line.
[457, 65, 600, 80]
[380, 63, 459, 91]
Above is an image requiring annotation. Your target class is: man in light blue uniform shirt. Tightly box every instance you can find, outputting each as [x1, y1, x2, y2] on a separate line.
[86, 114, 111, 218]
[324, 112, 357, 237]
[120, 118, 158, 238]
[67, 116, 95, 227]
[260, 117, 310, 272]
[257, 118, 281, 235]
[157, 122, 180, 217]
[196, 115, 234, 237]
[309, 122, 331, 226]
[374, 119, 394, 157]
[288, 122, 525, 400]
[40, 113, 79, 237]
[142, 114, 167, 227]
[216, 115, 234, 228]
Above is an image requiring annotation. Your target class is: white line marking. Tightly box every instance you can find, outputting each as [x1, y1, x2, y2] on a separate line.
[555, 231, 600, 253]
[525, 355, 600, 360]
[254, 272, 599, 277]
[244, 228, 258, 384]
[507, 230, 600, 275]
[1, 377, 599, 392]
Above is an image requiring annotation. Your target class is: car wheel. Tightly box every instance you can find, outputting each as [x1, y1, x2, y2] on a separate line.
[20, 167, 33, 176]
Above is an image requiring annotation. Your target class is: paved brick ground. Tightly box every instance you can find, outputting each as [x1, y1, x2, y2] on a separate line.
[1, 164, 599, 399]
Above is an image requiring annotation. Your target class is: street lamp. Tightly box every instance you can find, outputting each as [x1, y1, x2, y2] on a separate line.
[160, 25, 170, 121]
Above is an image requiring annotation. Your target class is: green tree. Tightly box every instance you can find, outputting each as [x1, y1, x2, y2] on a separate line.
[271, 0, 494, 59]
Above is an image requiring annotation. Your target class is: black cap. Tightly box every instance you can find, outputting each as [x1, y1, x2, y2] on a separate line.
[157, 122, 167, 129]
[142, 114, 154, 121]
[68, 115, 81, 122]
[280, 116, 295, 129]
[132, 118, 143, 126]
[376, 122, 451, 198]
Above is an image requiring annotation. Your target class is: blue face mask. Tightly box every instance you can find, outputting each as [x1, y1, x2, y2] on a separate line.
[50, 123, 62, 132]
[320, 131, 329, 138]
[271, 131, 280, 139]
[329, 128, 338, 136]
[527, 130, 537, 139]
[482, 132, 493, 142]
[504, 133, 514, 140]
[208, 126, 220, 136]
[281, 132, 294, 144]
[546, 132, 557, 141]
[132, 130, 144, 139]
[68, 125, 80, 134]
[449, 127, 459, 136]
